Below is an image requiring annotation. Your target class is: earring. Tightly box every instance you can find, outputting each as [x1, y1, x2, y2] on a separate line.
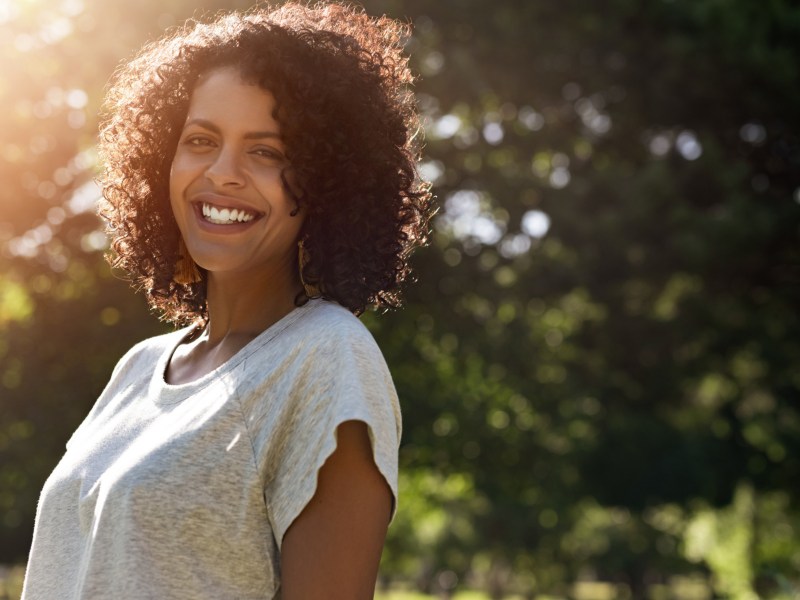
[174, 237, 202, 285]
[298, 239, 319, 297]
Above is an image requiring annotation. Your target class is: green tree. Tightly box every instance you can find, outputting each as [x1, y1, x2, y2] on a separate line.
[1, 0, 798, 597]
[372, 0, 800, 596]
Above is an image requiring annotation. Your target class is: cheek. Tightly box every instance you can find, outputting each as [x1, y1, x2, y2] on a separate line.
[170, 152, 190, 187]
[169, 153, 196, 202]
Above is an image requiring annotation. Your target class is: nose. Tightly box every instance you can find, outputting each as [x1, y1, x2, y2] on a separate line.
[204, 146, 245, 188]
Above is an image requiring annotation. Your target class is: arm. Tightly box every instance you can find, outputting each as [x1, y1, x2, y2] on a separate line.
[280, 420, 393, 599]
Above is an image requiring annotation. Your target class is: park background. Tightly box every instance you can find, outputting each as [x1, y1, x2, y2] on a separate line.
[1, 0, 798, 598]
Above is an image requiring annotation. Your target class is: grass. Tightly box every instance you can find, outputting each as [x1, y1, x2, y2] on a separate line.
[0, 565, 24, 600]
[376, 591, 528, 600]
[0, 566, 510, 600]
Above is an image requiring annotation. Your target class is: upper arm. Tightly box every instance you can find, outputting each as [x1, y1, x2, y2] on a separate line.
[280, 420, 392, 600]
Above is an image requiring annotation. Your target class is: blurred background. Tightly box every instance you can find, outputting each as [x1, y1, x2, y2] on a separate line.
[1, 0, 799, 598]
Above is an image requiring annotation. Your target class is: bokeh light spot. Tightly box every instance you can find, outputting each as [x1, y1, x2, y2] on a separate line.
[462, 441, 480, 459]
[539, 508, 559, 528]
[499, 233, 531, 258]
[488, 409, 510, 430]
[0, 279, 33, 324]
[518, 105, 544, 131]
[421, 50, 444, 75]
[80, 230, 108, 253]
[433, 114, 461, 139]
[521, 210, 551, 238]
[100, 307, 121, 327]
[0, 0, 21, 24]
[649, 134, 671, 156]
[549, 166, 571, 189]
[676, 130, 702, 160]
[739, 122, 766, 145]
[418, 159, 444, 185]
[482, 122, 504, 145]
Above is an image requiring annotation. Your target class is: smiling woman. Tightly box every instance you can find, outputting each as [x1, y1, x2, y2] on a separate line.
[168, 69, 302, 284]
[19, 3, 434, 600]
[95, 2, 432, 323]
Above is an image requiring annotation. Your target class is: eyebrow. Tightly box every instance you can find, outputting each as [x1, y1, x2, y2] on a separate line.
[183, 118, 282, 140]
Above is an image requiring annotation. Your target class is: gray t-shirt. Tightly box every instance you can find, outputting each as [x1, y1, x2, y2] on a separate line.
[21, 299, 401, 599]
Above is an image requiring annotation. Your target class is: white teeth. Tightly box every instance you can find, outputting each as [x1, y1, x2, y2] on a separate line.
[201, 203, 256, 224]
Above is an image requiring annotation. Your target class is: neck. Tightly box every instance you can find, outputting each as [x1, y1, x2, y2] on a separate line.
[202, 261, 305, 345]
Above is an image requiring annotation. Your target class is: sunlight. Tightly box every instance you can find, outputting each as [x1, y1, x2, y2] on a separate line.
[0, 0, 83, 51]
[0, 0, 20, 24]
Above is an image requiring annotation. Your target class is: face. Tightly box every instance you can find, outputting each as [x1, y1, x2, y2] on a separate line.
[169, 67, 303, 282]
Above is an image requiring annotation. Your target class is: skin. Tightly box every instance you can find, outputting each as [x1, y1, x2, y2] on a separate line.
[167, 67, 304, 374]
[166, 67, 392, 598]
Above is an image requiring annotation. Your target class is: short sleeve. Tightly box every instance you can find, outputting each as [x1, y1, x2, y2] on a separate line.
[262, 322, 401, 549]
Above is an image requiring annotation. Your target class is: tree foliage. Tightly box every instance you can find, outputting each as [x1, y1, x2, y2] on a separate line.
[1, 0, 798, 597]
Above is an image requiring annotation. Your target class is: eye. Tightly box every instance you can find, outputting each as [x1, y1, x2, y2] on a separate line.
[251, 147, 283, 160]
[183, 135, 215, 147]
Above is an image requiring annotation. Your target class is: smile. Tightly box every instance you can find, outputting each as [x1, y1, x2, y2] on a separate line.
[199, 202, 260, 225]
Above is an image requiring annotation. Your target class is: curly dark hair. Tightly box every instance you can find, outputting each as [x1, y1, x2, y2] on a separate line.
[97, 1, 433, 324]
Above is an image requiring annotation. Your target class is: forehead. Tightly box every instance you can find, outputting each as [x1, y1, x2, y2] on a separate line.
[185, 67, 279, 130]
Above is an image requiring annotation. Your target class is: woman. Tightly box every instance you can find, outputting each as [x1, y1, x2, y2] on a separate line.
[21, 3, 432, 599]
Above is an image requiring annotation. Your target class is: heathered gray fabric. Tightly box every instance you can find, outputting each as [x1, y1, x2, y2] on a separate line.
[21, 299, 401, 600]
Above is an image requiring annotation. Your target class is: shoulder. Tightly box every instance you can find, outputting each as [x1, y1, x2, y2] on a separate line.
[256, 299, 385, 366]
[109, 327, 190, 381]
[296, 299, 377, 344]
[233, 299, 398, 422]
[64, 327, 190, 450]
[235, 300, 397, 413]
[293, 300, 389, 372]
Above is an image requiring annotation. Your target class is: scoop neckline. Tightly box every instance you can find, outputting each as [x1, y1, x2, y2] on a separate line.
[150, 299, 318, 405]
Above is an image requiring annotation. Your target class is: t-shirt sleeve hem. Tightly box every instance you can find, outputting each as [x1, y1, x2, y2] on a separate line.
[270, 410, 399, 551]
